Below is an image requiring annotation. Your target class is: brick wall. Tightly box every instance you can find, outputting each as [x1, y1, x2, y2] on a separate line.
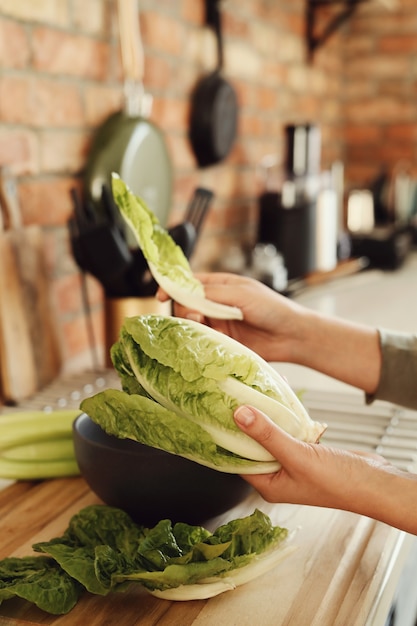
[343, 0, 417, 186]
[0, 0, 414, 375]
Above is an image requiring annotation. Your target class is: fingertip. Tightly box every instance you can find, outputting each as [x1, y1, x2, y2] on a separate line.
[234, 405, 256, 428]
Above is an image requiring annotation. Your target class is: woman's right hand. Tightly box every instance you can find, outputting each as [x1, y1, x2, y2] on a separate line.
[233, 404, 417, 534]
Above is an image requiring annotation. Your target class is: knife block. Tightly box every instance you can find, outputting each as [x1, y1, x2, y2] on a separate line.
[104, 297, 172, 367]
[257, 191, 317, 280]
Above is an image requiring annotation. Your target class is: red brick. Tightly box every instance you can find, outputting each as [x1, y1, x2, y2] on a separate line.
[84, 85, 122, 126]
[141, 12, 184, 57]
[223, 13, 251, 39]
[0, 76, 30, 125]
[72, 0, 108, 35]
[142, 54, 176, 92]
[0, 129, 39, 174]
[344, 34, 376, 59]
[0, 18, 30, 68]
[344, 79, 376, 101]
[344, 124, 383, 144]
[344, 55, 409, 80]
[239, 112, 265, 138]
[378, 35, 417, 54]
[385, 124, 417, 142]
[255, 86, 279, 112]
[181, 0, 205, 24]
[345, 97, 416, 124]
[0, 0, 69, 25]
[0, 75, 84, 127]
[151, 96, 189, 133]
[165, 134, 195, 171]
[32, 27, 111, 80]
[351, 10, 417, 36]
[18, 177, 76, 226]
[39, 130, 89, 174]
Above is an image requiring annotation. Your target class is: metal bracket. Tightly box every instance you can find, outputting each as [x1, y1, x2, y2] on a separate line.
[306, 0, 367, 60]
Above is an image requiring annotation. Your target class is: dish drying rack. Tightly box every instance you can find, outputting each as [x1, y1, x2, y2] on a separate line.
[0, 369, 121, 414]
[304, 389, 417, 473]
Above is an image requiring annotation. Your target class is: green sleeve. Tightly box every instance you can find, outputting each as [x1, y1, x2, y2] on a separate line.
[366, 329, 417, 410]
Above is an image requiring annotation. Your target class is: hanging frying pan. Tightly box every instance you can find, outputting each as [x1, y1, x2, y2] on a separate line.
[84, 0, 172, 238]
[189, 0, 238, 168]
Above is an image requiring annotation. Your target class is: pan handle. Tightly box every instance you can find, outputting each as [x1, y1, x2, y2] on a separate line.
[117, 0, 144, 84]
[206, 0, 224, 70]
[117, 0, 152, 117]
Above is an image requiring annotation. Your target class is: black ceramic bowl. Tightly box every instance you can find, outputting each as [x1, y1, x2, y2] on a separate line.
[73, 413, 253, 526]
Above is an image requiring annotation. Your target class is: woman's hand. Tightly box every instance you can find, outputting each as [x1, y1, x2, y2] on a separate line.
[232, 405, 417, 534]
[158, 271, 382, 394]
[157, 272, 304, 363]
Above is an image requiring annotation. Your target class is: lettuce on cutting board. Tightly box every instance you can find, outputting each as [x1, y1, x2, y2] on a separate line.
[33, 505, 293, 601]
[0, 504, 295, 613]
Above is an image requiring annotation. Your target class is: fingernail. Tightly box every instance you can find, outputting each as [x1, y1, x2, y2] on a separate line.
[234, 406, 256, 427]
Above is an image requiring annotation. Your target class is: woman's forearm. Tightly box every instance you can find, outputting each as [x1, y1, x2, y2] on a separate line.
[289, 308, 382, 395]
[342, 462, 417, 535]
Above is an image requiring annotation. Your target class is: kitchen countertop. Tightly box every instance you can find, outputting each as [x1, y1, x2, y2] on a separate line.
[1, 254, 417, 625]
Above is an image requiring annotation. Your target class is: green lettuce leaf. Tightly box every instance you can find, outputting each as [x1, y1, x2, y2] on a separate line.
[81, 389, 280, 474]
[90, 508, 289, 594]
[0, 555, 81, 614]
[111, 174, 242, 320]
[0, 506, 292, 611]
[33, 505, 147, 595]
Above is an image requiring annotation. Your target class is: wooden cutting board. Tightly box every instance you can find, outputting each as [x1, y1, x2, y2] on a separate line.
[0, 169, 61, 403]
[0, 476, 403, 626]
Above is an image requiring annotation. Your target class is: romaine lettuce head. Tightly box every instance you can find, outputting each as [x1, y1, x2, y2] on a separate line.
[81, 315, 325, 474]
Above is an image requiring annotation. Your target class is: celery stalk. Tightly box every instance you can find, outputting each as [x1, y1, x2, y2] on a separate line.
[2, 438, 75, 462]
[0, 409, 81, 427]
[0, 457, 80, 480]
[0, 410, 81, 451]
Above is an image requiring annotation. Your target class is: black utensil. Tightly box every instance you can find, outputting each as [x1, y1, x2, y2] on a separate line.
[68, 188, 133, 297]
[100, 183, 125, 233]
[168, 221, 197, 260]
[184, 187, 214, 255]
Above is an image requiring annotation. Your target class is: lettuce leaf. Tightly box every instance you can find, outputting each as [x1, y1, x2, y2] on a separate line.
[1, 506, 293, 612]
[111, 174, 242, 320]
[0, 556, 81, 614]
[81, 388, 280, 474]
[33, 505, 146, 595]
